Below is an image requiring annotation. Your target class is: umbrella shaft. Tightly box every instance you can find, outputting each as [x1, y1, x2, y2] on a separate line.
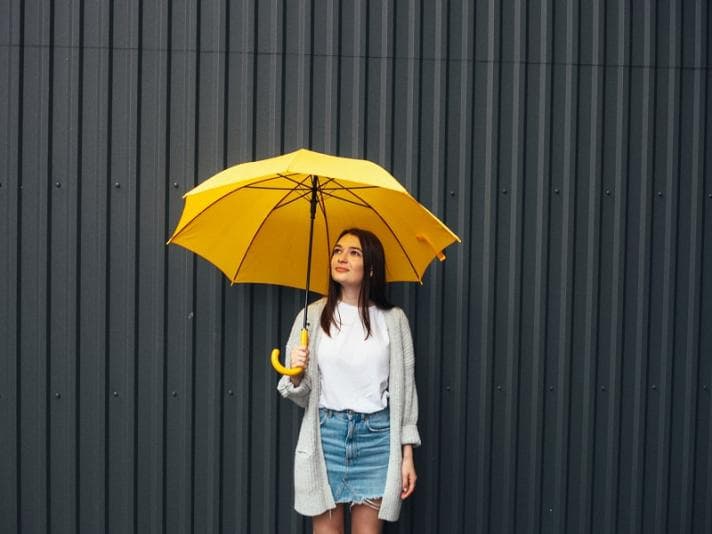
[303, 176, 319, 330]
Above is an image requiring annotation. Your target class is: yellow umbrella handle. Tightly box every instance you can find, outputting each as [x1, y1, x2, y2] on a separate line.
[270, 329, 309, 376]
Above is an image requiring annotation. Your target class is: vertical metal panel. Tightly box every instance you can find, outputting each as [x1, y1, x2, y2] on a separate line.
[49, 2, 81, 532]
[1, 1, 711, 533]
[0, 0, 22, 532]
[77, 1, 111, 531]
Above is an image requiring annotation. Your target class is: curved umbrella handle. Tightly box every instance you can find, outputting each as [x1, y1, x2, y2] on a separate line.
[270, 329, 309, 376]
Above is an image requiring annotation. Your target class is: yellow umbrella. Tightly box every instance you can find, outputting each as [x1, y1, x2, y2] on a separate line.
[168, 148, 460, 374]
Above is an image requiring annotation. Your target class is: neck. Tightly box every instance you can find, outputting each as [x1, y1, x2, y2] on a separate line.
[339, 286, 361, 306]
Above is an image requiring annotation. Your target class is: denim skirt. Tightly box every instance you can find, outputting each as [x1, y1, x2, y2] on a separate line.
[319, 407, 390, 503]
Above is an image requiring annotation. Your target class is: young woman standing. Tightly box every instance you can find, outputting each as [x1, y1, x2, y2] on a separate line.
[278, 228, 420, 534]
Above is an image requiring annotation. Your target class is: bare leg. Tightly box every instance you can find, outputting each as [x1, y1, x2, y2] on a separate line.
[351, 499, 383, 534]
[312, 504, 345, 534]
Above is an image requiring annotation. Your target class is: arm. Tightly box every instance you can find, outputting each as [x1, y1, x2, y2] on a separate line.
[399, 309, 421, 447]
[401, 444, 417, 499]
[399, 310, 419, 499]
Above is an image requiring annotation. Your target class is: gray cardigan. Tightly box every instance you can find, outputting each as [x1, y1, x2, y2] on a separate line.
[277, 298, 421, 522]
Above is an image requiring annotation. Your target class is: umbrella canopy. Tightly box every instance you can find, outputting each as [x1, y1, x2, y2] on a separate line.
[168, 148, 460, 295]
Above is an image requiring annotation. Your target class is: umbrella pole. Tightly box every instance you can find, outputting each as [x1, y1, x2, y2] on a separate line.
[302, 175, 319, 331]
[269, 175, 318, 377]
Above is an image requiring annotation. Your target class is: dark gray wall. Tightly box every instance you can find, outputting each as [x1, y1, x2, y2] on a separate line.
[1, 1, 711, 533]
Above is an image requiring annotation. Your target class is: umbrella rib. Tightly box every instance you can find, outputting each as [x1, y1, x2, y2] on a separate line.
[330, 180, 422, 282]
[230, 175, 314, 282]
[317, 184, 332, 278]
[169, 174, 309, 243]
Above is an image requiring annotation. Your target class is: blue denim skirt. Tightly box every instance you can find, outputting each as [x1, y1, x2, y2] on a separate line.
[319, 407, 390, 504]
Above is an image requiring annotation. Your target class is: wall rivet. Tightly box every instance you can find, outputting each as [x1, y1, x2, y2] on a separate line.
[605, 189, 611, 196]
[172, 391, 178, 398]
[497, 385, 503, 391]
[600, 385, 606, 391]
[173, 182, 179, 189]
[501, 188, 508, 194]
[657, 191, 663, 197]
[548, 386, 554, 391]
[55, 392, 61, 399]
[114, 182, 120, 188]
[651, 384, 657, 390]
[449, 190, 455, 196]
[55, 181, 62, 188]
[553, 188, 560, 194]
[113, 391, 119, 397]
[228, 389, 234, 396]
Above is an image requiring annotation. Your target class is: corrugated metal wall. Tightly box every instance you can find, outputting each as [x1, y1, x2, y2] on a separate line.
[1, 1, 711, 533]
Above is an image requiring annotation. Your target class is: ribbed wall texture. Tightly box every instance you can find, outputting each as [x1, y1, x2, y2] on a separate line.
[1, 1, 711, 533]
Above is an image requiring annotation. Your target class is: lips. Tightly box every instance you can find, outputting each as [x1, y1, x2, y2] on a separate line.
[334, 267, 349, 273]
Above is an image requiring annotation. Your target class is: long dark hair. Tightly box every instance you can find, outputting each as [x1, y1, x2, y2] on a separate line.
[320, 228, 394, 338]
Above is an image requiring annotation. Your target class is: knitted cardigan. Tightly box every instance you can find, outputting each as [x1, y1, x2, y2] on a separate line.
[277, 298, 421, 522]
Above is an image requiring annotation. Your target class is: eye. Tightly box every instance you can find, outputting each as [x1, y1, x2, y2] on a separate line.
[332, 247, 342, 256]
[350, 249, 362, 257]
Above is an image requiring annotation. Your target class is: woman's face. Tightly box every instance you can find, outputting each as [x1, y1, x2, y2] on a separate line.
[330, 233, 365, 290]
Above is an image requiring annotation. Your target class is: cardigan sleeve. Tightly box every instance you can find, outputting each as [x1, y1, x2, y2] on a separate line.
[399, 309, 421, 447]
[276, 308, 312, 408]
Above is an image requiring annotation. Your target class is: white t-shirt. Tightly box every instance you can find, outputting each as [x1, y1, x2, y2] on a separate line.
[317, 301, 390, 413]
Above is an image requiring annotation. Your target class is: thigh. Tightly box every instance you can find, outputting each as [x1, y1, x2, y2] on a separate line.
[350, 499, 383, 534]
[312, 504, 345, 534]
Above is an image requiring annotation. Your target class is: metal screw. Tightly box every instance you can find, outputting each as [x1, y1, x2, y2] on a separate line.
[548, 386, 554, 391]
[553, 188, 560, 194]
[497, 385, 503, 391]
[55, 392, 61, 399]
[501, 188, 508, 195]
[449, 190, 455, 197]
[605, 189, 611, 196]
[651, 384, 657, 390]
[113, 391, 119, 397]
[600, 386, 606, 391]
[657, 191, 663, 197]
[173, 182, 179, 189]
[114, 182, 120, 188]
[227, 389, 234, 396]
[55, 181, 62, 188]
[172, 391, 178, 398]
[445, 386, 451, 392]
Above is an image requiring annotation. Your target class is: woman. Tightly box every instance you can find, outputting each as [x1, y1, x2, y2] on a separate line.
[277, 228, 420, 534]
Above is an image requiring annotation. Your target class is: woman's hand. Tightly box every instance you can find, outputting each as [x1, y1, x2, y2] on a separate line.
[289, 346, 309, 386]
[400, 445, 417, 500]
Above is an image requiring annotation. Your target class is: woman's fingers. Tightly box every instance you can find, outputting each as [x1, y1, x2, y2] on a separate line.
[290, 347, 309, 369]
